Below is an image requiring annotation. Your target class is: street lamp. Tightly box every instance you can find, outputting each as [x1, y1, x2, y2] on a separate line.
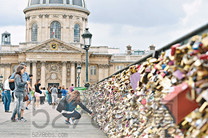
[82, 28, 92, 88]
[77, 65, 81, 87]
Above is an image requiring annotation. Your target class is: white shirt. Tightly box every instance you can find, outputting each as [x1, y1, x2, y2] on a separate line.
[4, 79, 10, 90]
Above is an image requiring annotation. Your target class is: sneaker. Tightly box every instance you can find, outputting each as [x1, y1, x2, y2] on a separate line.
[11, 118, 17, 122]
[69, 118, 74, 125]
[65, 120, 70, 125]
[25, 107, 29, 110]
[5, 111, 12, 113]
[20, 117, 27, 122]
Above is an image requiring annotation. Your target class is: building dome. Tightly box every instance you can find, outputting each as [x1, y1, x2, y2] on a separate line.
[25, 0, 88, 13]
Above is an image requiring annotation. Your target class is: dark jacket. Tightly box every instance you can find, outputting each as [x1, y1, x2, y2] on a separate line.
[64, 95, 92, 114]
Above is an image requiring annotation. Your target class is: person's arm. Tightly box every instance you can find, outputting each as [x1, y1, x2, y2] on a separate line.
[78, 102, 92, 114]
[15, 75, 27, 87]
[9, 73, 15, 82]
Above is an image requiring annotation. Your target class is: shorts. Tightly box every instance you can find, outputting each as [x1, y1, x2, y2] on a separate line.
[27, 91, 32, 101]
[35, 92, 40, 97]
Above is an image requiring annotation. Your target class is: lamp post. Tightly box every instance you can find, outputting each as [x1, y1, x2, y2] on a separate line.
[82, 28, 92, 88]
[77, 65, 81, 87]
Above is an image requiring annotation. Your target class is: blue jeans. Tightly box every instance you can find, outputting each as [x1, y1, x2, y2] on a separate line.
[11, 93, 23, 120]
[2, 92, 4, 103]
[4, 90, 11, 111]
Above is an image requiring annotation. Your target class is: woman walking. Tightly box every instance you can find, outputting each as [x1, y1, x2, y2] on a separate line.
[11, 65, 30, 121]
[62, 90, 93, 124]
[34, 79, 42, 109]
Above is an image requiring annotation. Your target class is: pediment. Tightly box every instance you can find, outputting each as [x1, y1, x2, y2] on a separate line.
[24, 38, 85, 53]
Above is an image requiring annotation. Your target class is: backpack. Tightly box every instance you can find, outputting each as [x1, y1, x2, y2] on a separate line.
[9, 82, 15, 91]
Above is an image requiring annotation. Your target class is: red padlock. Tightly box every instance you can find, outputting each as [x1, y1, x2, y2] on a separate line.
[171, 44, 181, 56]
[199, 54, 208, 60]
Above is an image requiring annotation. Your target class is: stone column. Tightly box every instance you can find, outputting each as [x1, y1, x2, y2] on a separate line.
[32, 61, 37, 88]
[70, 62, 75, 86]
[62, 61, 67, 87]
[26, 62, 31, 74]
[41, 61, 46, 88]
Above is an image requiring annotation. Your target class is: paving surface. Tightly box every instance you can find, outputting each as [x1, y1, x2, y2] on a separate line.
[0, 101, 107, 138]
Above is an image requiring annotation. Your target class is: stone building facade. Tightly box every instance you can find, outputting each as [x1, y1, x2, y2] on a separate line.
[0, 0, 154, 88]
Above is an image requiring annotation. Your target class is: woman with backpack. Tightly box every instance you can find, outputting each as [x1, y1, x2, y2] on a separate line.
[11, 65, 30, 122]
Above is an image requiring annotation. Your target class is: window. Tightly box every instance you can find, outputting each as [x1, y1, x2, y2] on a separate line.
[50, 21, 61, 40]
[43, 0, 46, 4]
[134, 51, 145, 55]
[74, 24, 80, 42]
[73, 0, 82, 6]
[31, 0, 40, 5]
[90, 66, 96, 75]
[66, 0, 70, 4]
[31, 23, 38, 41]
[116, 65, 124, 71]
[49, 0, 63, 4]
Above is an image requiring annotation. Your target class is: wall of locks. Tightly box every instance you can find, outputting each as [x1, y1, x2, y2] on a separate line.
[86, 34, 208, 137]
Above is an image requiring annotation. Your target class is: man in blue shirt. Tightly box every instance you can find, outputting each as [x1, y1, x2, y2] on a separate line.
[9, 63, 32, 122]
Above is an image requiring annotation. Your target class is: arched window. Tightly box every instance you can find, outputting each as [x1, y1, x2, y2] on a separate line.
[31, 23, 38, 41]
[50, 21, 61, 40]
[49, 0, 63, 4]
[74, 24, 80, 42]
[31, 0, 40, 5]
[73, 0, 82, 7]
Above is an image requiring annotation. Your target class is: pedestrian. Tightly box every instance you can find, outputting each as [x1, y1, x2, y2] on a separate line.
[40, 87, 46, 105]
[3, 75, 12, 112]
[61, 86, 67, 98]
[51, 85, 58, 106]
[69, 84, 74, 93]
[10, 63, 32, 122]
[34, 79, 42, 109]
[58, 86, 62, 102]
[11, 65, 30, 122]
[62, 90, 93, 125]
[48, 86, 52, 105]
[26, 74, 33, 110]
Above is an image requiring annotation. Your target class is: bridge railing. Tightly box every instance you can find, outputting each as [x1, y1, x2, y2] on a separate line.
[97, 23, 208, 84]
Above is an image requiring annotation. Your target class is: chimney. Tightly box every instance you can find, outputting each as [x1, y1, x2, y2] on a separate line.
[149, 45, 155, 51]
[126, 45, 132, 55]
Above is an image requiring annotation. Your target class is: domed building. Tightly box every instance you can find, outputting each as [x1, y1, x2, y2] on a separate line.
[0, 0, 152, 88]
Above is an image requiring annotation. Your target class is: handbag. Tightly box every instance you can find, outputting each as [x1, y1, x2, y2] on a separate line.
[24, 94, 29, 102]
[56, 95, 70, 113]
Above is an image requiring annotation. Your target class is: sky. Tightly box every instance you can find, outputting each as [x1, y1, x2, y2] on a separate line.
[0, 0, 208, 52]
